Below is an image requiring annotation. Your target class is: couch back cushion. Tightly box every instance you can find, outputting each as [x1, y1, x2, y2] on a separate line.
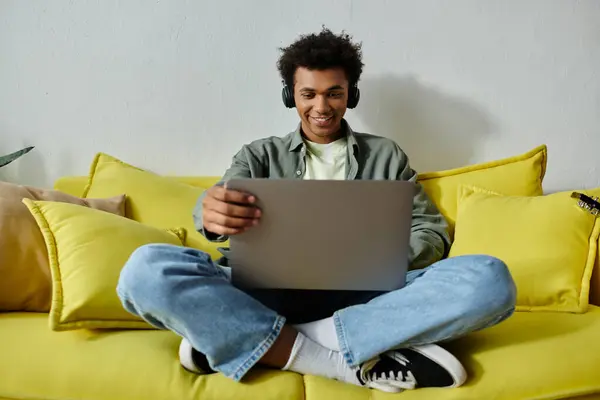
[449, 185, 600, 313]
[417, 145, 547, 238]
[79, 153, 223, 259]
[0, 181, 126, 312]
[53, 144, 599, 307]
[22, 199, 185, 331]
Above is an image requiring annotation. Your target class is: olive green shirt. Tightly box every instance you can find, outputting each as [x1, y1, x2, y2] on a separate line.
[193, 120, 451, 270]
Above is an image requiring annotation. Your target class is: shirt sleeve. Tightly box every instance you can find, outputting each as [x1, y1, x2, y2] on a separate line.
[192, 146, 255, 242]
[394, 145, 452, 270]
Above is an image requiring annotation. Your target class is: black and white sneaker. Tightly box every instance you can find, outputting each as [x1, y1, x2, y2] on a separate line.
[178, 338, 216, 374]
[356, 344, 467, 393]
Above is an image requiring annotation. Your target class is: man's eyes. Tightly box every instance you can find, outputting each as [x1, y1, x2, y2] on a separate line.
[300, 92, 344, 99]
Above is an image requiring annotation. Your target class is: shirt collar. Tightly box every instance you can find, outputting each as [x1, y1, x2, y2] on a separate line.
[288, 119, 359, 153]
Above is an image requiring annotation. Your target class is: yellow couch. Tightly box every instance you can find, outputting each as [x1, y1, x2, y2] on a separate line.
[2, 147, 600, 400]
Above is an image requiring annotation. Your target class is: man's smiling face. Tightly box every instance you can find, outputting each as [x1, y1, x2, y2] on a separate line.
[293, 67, 349, 144]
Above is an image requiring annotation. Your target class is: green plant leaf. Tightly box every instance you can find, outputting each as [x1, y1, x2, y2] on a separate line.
[0, 146, 35, 168]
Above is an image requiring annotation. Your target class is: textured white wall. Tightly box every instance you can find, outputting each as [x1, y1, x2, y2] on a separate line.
[1, 0, 599, 192]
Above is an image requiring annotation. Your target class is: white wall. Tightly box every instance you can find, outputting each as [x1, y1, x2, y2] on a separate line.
[1, 0, 599, 192]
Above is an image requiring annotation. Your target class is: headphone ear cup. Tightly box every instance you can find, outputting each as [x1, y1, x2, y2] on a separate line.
[282, 85, 295, 108]
[347, 86, 360, 109]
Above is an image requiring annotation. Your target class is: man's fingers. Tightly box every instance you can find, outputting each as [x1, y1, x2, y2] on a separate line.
[204, 209, 258, 229]
[202, 185, 259, 236]
[209, 200, 261, 219]
[211, 186, 255, 205]
[203, 222, 244, 237]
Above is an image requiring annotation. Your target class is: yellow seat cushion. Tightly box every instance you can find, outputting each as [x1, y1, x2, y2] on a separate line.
[449, 186, 600, 313]
[23, 199, 186, 331]
[2, 309, 600, 400]
[304, 306, 600, 400]
[417, 145, 547, 238]
[0, 313, 304, 400]
[82, 153, 224, 259]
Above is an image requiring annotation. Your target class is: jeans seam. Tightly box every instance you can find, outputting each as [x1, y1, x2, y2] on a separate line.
[333, 310, 355, 366]
[230, 315, 287, 381]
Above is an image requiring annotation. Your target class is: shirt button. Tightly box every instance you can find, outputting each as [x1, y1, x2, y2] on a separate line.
[296, 170, 302, 176]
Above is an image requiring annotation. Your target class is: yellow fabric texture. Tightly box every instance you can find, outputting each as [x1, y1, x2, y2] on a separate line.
[2, 309, 600, 400]
[63, 146, 547, 259]
[449, 186, 600, 313]
[53, 148, 600, 309]
[303, 306, 600, 400]
[0, 181, 126, 313]
[0, 313, 304, 400]
[82, 152, 224, 259]
[417, 145, 547, 238]
[55, 176, 221, 197]
[22, 199, 186, 331]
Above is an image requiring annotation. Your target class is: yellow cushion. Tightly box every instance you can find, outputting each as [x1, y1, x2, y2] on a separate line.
[2, 310, 600, 400]
[303, 306, 600, 400]
[82, 153, 224, 259]
[0, 313, 304, 400]
[54, 176, 222, 197]
[22, 199, 186, 331]
[449, 186, 600, 313]
[69, 147, 547, 255]
[0, 181, 126, 313]
[417, 145, 547, 238]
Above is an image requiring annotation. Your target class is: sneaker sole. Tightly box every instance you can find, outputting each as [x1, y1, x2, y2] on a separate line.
[410, 344, 467, 388]
[178, 338, 203, 374]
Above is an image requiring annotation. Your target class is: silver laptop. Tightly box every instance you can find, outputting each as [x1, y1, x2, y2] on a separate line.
[227, 179, 415, 291]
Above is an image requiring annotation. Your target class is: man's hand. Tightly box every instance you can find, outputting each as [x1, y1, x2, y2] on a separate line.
[202, 184, 261, 236]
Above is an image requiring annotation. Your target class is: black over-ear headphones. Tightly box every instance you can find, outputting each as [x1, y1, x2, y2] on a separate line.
[281, 81, 360, 109]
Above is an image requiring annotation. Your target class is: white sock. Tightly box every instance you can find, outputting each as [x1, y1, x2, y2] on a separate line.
[293, 317, 340, 351]
[283, 332, 360, 386]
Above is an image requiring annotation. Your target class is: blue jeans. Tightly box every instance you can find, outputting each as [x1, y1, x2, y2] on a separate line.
[116, 244, 516, 382]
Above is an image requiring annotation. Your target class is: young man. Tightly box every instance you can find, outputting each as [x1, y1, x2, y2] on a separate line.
[117, 28, 516, 393]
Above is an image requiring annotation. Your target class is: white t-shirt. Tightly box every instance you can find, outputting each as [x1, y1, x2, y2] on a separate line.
[303, 137, 348, 180]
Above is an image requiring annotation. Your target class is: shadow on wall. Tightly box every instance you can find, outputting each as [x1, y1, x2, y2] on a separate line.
[13, 149, 48, 188]
[0, 143, 48, 188]
[353, 74, 497, 173]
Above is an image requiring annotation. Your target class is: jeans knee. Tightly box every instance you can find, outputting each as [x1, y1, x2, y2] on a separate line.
[117, 243, 220, 305]
[117, 243, 169, 302]
[469, 255, 516, 314]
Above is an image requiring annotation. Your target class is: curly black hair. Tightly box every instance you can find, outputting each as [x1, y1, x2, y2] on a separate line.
[277, 27, 364, 88]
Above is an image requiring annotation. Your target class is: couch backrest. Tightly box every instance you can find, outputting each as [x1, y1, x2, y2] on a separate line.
[54, 175, 600, 307]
